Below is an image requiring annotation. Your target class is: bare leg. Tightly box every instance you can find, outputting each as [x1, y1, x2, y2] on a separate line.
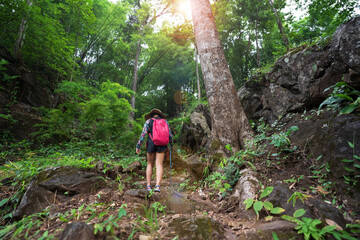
[155, 152, 165, 186]
[146, 152, 155, 187]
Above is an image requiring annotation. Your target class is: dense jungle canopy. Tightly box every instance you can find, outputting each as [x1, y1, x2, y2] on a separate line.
[1, 0, 358, 131]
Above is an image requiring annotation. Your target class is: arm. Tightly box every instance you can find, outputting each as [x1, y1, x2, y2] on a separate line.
[136, 119, 151, 150]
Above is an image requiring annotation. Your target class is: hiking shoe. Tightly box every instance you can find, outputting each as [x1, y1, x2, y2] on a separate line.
[154, 185, 160, 193]
[146, 185, 152, 191]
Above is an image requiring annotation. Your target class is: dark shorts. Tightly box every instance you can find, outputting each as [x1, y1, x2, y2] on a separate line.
[146, 137, 167, 153]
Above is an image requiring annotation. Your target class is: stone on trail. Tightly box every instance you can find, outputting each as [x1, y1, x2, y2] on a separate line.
[59, 222, 95, 240]
[124, 188, 194, 214]
[237, 220, 301, 240]
[183, 155, 205, 181]
[163, 216, 226, 240]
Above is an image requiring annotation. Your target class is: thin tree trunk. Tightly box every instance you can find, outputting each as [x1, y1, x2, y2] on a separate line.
[195, 46, 201, 100]
[245, 32, 252, 75]
[255, 19, 261, 67]
[269, 0, 289, 49]
[14, 0, 32, 63]
[130, 39, 142, 120]
[190, 0, 253, 152]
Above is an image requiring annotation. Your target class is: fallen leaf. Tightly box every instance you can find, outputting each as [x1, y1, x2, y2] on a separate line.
[317, 186, 330, 195]
[325, 218, 343, 230]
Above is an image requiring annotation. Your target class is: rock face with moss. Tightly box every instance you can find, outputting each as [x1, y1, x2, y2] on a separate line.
[239, 17, 360, 124]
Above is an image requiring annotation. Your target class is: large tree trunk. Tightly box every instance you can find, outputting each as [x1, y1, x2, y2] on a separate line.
[195, 46, 201, 100]
[268, 0, 289, 49]
[190, 0, 253, 151]
[130, 39, 142, 120]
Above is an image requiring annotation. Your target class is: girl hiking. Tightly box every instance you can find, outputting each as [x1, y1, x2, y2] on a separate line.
[136, 108, 173, 193]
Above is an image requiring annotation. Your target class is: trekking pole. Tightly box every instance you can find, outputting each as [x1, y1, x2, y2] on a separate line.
[169, 144, 172, 188]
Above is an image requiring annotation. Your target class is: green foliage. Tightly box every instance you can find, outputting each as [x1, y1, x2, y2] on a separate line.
[34, 80, 135, 146]
[319, 82, 360, 115]
[341, 140, 360, 190]
[133, 202, 166, 235]
[282, 209, 357, 240]
[287, 191, 312, 207]
[270, 126, 299, 150]
[0, 209, 51, 240]
[204, 171, 231, 196]
[0, 60, 18, 84]
[243, 186, 285, 220]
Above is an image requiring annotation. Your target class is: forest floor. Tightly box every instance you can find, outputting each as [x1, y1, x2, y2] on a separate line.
[2, 142, 358, 240]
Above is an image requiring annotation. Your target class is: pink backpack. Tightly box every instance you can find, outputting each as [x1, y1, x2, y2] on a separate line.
[150, 118, 170, 146]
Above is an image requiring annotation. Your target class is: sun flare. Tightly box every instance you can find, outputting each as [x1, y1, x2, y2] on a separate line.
[178, 0, 192, 20]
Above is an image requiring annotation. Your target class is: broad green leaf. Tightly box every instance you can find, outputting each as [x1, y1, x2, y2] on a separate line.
[281, 215, 293, 221]
[260, 187, 274, 199]
[263, 201, 273, 210]
[344, 167, 355, 172]
[253, 201, 264, 213]
[354, 155, 360, 160]
[243, 199, 254, 210]
[335, 93, 353, 101]
[340, 104, 358, 114]
[272, 231, 280, 240]
[270, 207, 285, 214]
[0, 198, 9, 207]
[341, 159, 353, 163]
[347, 141, 354, 149]
[106, 225, 112, 232]
[293, 209, 306, 218]
[59, 215, 69, 222]
[320, 225, 337, 234]
[118, 208, 127, 219]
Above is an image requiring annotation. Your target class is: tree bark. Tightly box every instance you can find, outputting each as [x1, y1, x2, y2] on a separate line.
[195, 45, 201, 100]
[268, 0, 289, 49]
[190, 0, 253, 151]
[130, 39, 142, 120]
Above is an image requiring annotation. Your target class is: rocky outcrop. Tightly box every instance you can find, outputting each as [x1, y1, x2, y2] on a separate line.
[239, 17, 360, 124]
[14, 166, 107, 218]
[180, 104, 211, 152]
[0, 47, 61, 141]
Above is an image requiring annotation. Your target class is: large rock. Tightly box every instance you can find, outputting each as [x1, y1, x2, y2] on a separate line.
[266, 181, 346, 227]
[237, 220, 301, 240]
[289, 111, 360, 181]
[180, 104, 211, 152]
[163, 216, 226, 240]
[239, 17, 360, 124]
[14, 166, 107, 218]
[59, 222, 95, 240]
[267, 181, 311, 218]
[123, 188, 194, 214]
[183, 155, 205, 181]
